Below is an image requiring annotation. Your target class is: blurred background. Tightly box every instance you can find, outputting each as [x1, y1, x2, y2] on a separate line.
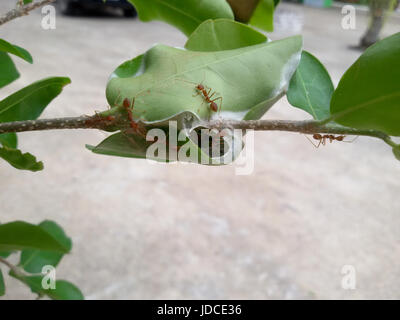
[0, 0, 399, 299]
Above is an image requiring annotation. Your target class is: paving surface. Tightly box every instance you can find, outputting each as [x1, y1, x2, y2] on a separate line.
[0, 1, 399, 299]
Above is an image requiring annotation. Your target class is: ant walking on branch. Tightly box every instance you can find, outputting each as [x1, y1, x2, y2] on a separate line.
[305, 134, 358, 148]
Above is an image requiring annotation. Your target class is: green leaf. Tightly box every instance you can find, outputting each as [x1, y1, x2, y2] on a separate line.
[0, 77, 71, 123]
[0, 52, 20, 89]
[0, 147, 43, 171]
[0, 133, 17, 148]
[0, 251, 13, 258]
[106, 36, 302, 123]
[249, 0, 275, 32]
[185, 19, 267, 51]
[0, 269, 5, 296]
[127, 0, 234, 36]
[0, 39, 33, 64]
[393, 146, 400, 161]
[0, 221, 70, 253]
[20, 220, 72, 273]
[10, 273, 84, 300]
[23, 0, 34, 4]
[287, 51, 334, 120]
[330, 32, 400, 136]
[87, 131, 153, 160]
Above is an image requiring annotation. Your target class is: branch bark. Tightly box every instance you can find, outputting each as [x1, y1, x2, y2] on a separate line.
[0, 116, 396, 148]
[0, 0, 55, 26]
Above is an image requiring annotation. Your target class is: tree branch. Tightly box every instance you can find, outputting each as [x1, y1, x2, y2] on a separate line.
[0, 116, 397, 148]
[0, 0, 55, 26]
[0, 257, 26, 277]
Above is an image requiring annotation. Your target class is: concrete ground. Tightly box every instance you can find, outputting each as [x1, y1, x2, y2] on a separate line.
[0, 1, 399, 299]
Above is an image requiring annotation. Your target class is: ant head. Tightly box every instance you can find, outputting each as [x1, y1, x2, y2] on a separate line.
[197, 84, 205, 90]
[123, 98, 131, 109]
[210, 102, 218, 112]
[336, 136, 345, 141]
[313, 133, 322, 140]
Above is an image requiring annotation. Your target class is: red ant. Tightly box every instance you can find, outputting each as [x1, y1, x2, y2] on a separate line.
[195, 84, 222, 113]
[306, 134, 357, 148]
[122, 97, 146, 137]
[84, 113, 115, 127]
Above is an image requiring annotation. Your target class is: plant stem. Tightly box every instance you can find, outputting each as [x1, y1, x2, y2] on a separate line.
[0, 116, 107, 133]
[0, 0, 55, 26]
[0, 257, 26, 277]
[0, 116, 397, 148]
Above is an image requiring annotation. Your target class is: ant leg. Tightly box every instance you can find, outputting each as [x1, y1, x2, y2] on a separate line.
[304, 135, 320, 148]
[343, 136, 359, 143]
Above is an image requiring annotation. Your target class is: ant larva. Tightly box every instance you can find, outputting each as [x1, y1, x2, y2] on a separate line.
[305, 133, 358, 148]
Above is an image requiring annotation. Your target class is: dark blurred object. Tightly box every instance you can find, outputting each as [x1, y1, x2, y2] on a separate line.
[360, 0, 397, 48]
[226, 0, 259, 22]
[56, 0, 137, 17]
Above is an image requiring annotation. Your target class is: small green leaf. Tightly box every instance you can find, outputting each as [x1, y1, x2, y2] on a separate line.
[287, 51, 334, 120]
[249, 0, 275, 32]
[87, 132, 153, 160]
[20, 220, 72, 273]
[113, 54, 144, 79]
[0, 269, 5, 296]
[185, 19, 267, 51]
[10, 273, 84, 300]
[0, 52, 20, 89]
[330, 32, 400, 136]
[393, 146, 400, 161]
[128, 0, 234, 36]
[0, 77, 71, 123]
[0, 133, 18, 148]
[0, 251, 13, 258]
[0, 221, 70, 253]
[0, 39, 33, 64]
[23, 0, 34, 4]
[0, 147, 43, 171]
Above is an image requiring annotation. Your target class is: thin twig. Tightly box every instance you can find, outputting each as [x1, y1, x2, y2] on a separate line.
[0, 257, 26, 277]
[0, 0, 55, 26]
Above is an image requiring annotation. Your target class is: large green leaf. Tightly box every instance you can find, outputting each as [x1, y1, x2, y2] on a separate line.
[0, 133, 17, 148]
[19, 221, 72, 274]
[287, 51, 334, 120]
[0, 52, 20, 89]
[0, 39, 33, 64]
[127, 0, 234, 36]
[249, 0, 275, 32]
[106, 36, 302, 123]
[10, 273, 84, 300]
[0, 77, 71, 123]
[0, 147, 43, 171]
[0, 269, 4, 296]
[0, 221, 70, 253]
[330, 32, 400, 136]
[185, 19, 267, 51]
